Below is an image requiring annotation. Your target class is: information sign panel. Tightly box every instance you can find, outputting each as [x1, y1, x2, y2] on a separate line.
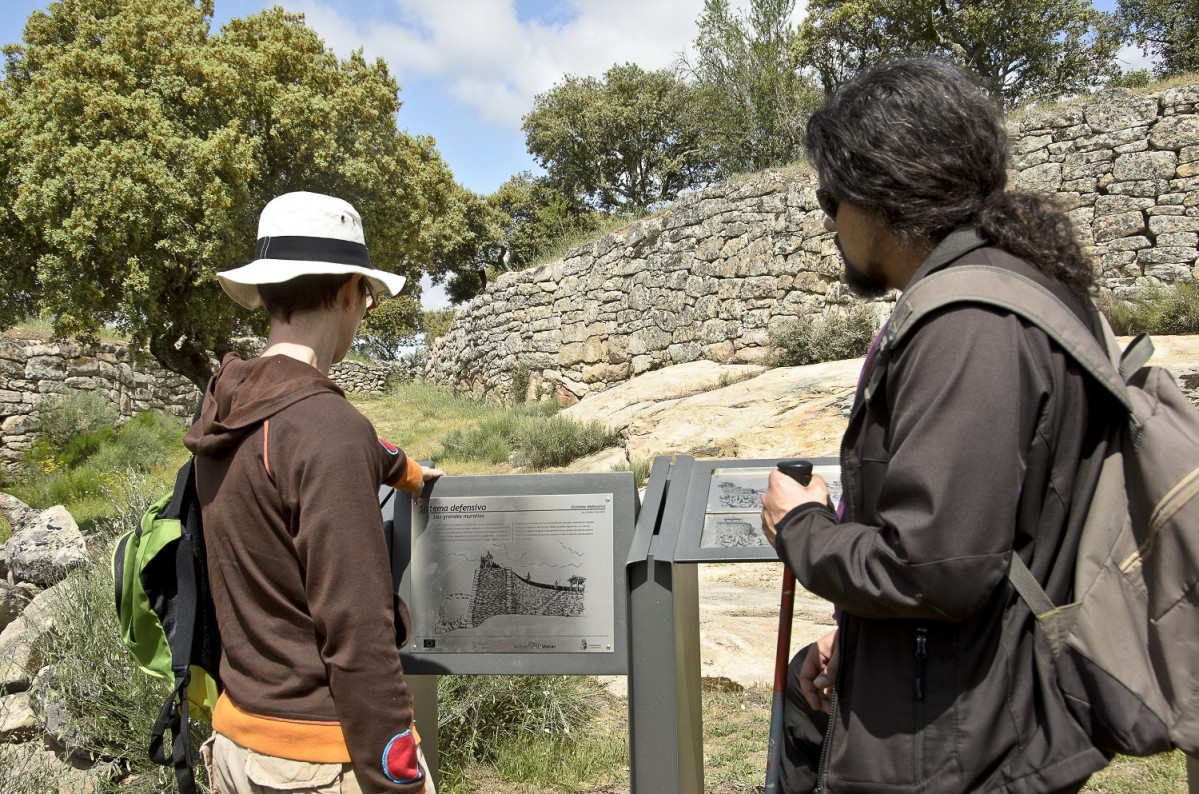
[410, 492, 615, 655]
[671, 457, 841, 563]
[382, 472, 638, 675]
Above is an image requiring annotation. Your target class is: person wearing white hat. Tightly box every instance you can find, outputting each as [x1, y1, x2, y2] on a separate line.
[185, 192, 441, 793]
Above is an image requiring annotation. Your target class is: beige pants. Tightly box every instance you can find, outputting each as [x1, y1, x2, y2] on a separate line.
[202, 732, 436, 794]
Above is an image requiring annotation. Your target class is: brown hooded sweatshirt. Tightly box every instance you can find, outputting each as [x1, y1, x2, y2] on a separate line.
[184, 353, 426, 793]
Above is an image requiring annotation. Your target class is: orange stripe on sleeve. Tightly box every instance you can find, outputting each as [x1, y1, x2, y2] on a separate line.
[391, 457, 423, 493]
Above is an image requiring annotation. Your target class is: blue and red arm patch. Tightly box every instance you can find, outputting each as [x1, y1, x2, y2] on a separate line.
[382, 729, 422, 785]
[378, 437, 400, 455]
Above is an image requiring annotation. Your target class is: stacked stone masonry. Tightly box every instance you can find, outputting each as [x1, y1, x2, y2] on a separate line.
[425, 83, 1199, 404]
[0, 338, 412, 475]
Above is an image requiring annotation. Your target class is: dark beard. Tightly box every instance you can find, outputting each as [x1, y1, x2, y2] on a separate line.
[838, 239, 889, 298]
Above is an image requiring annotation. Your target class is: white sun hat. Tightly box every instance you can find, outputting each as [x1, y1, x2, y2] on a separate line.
[216, 191, 406, 310]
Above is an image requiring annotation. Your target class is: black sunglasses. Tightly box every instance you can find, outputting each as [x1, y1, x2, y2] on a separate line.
[816, 187, 839, 220]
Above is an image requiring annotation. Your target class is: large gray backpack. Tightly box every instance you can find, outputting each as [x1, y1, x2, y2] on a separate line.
[876, 263, 1199, 757]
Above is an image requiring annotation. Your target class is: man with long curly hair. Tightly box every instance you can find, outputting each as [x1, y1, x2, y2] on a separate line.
[760, 59, 1114, 792]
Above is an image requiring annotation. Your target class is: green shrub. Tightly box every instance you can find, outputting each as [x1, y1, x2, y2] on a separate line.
[439, 413, 526, 464]
[770, 304, 880, 367]
[1101, 280, 1199, 336]
[435, 399, 582, 469]
[437, 674, 605, 792]
[91, 411, 185, 473]
[34, 390, 119, 450]
[511, 415, 617, 469]
[511, 362, 532, 405]
[1096, 290, 1138, 336]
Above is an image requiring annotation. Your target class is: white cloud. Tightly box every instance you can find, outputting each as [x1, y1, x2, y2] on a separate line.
[289, 0, 714, 126]
[1113, 43, 1159, 75]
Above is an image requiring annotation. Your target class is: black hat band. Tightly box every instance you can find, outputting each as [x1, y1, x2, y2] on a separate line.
[253, 236, 373, 269]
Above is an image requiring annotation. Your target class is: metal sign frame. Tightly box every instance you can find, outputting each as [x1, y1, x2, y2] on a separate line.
[382, 471, 639, 675]
[670, 457, 841, 563]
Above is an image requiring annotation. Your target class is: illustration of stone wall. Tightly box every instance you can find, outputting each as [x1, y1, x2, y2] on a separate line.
[425, 83, 1199, 404]
[467, 565, 584, 628]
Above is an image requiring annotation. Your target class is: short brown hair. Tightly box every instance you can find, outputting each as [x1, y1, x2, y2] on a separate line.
[257, 274, 356, 323]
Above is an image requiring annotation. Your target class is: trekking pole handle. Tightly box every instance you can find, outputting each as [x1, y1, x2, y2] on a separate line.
[777, 459, 814, 487]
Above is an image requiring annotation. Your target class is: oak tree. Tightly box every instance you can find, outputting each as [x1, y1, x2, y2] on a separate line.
[523, 63, 713, 212]
[0, 0, 471, 387]
[797, 0, 1123, 107]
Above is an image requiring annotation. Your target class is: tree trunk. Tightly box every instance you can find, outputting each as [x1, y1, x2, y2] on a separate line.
[149, 332, 217, 393]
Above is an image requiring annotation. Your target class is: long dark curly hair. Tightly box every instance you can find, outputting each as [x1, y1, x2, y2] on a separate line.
[804, 58, 1094, 300]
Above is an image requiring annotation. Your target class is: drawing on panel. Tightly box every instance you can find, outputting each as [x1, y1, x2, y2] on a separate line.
[436, 550, 587, 633]
[410, 492, 614, 654]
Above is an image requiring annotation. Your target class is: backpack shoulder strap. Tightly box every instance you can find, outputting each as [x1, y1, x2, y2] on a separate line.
[867, 264, 1134, 414]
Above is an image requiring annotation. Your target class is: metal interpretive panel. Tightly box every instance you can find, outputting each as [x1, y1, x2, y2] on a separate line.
[671, 457, 841, 563]
[410, 492, 614, 655]
[382, 472, 638, 676]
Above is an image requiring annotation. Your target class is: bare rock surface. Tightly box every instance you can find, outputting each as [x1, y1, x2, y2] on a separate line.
[572, 335, 1199, 691]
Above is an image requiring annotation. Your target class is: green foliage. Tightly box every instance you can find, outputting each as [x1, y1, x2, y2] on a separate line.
[523, 63, 714, 212]
[356, 295, 423, 360]
[34, 391, 118, 452]
[29, 508, 212, 793]
[610, 458, 652, 488]
[511, 362, 532, 405]
[1117, 0, 1199, 77]
[421, 307, 457, 344]
[487, 172, 608, 271]
[1098, 281, 1199, 335]
[0, 1, 473, 388]
[681, 0, 820, 177]
[434, 400, 612, 470]
[511, 415, 617, 470]
[21, 392, 184, 507]
[1108, 68, 1154, 88]
[436, 674, 605, 792]
[769, 304, 880, 366]
[797, 0, 1123, 108]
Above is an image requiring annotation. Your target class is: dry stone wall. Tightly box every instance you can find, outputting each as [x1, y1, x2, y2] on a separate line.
[425, 83, 1199, 404]
[0, 337, 413, 475]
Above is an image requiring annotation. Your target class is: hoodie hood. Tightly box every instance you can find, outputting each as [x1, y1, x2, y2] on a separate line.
[184, 353, 343, 457]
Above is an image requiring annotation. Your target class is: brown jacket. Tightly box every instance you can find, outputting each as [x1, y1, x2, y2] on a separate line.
[185, 353, 426, 793]
[777, 232, 1112, 792]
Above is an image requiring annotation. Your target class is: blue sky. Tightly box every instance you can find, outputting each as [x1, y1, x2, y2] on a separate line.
[0, 0, 1146, 308]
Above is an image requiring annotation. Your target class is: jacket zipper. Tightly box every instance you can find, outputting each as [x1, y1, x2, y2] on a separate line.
[914, 627, 928, 783]
[814, 687, 837, 794]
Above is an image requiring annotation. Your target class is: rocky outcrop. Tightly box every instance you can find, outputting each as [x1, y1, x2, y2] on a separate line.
[426, 84, 1199, 404]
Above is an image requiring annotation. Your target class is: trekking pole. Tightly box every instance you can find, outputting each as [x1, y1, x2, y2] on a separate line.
[765, 459, 814, 794]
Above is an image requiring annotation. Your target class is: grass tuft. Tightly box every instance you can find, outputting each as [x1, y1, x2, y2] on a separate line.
[1098, 280, 1199, 336]
[436, 674, 620, 793]
[769, 304, 880, 367]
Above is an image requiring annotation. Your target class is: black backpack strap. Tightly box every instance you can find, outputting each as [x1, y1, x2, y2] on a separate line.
[149, 674, 197, 794]
[150, 451, 203, 793]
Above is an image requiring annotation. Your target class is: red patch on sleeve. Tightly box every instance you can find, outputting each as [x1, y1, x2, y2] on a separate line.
[382, 729, 421, 784]
[378, 437, 399, 455]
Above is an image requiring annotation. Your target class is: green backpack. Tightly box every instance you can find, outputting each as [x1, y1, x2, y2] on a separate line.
[112, 452, 221, 794]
